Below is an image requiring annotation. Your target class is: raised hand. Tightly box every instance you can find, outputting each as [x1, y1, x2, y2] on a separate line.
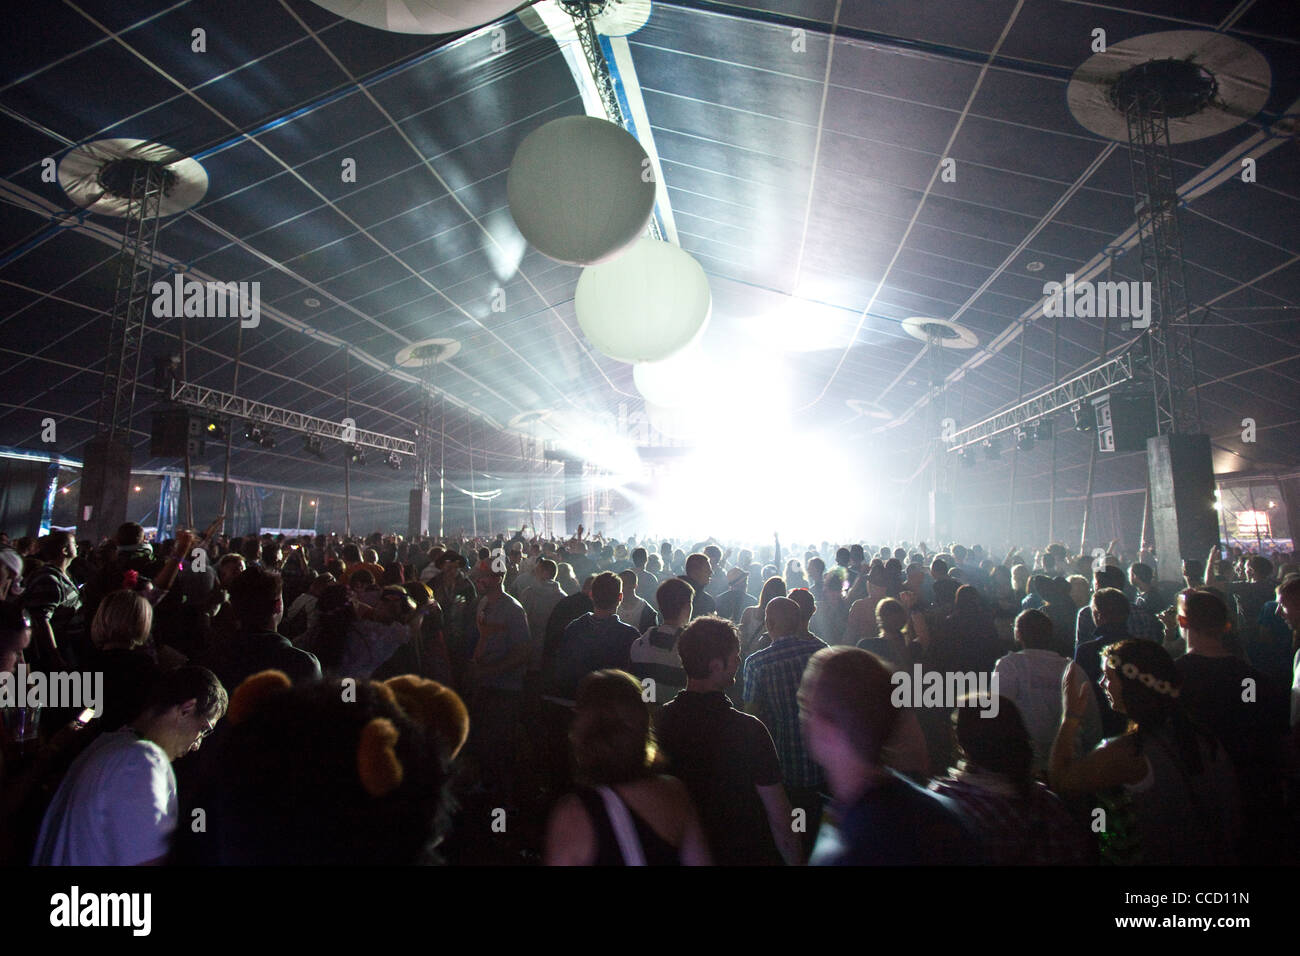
[1061, 665, 1092, 719]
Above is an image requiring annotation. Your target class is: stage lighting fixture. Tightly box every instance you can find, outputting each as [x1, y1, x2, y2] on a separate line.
[1073, 403, 1094, 432]
[1015, 426, 1034, 451]
[346, 445, 367, 466]
[241, 422, 275, 448]
[983, 438, 1001, 460]
[203, 419, 226, 440]
[304, 435, 326, 459]
[386, 452, 402, 471]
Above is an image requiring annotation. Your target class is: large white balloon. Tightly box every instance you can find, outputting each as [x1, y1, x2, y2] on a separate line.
[307, 0, 519, 33]
[576, 238, 711, 363]
[507, 116, 656, 265]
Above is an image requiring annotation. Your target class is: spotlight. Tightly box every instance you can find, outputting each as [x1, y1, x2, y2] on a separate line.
[346, 445, 367, 466]
[304, 435, 325, 459]
[386, 452, 402, 471]
[203, 419, 226, 439]
[241, 422, 275, 448]
[1072, 403, 1094, 432]
[1015, 426, 1034, 451]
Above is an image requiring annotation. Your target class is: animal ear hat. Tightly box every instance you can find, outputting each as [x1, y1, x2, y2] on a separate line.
[382, 674, 470, 760]
[227, 669, 291, 725]
[229, 670, 469, 799]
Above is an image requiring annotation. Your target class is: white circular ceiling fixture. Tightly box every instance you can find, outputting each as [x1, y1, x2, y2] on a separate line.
[59, 138, 208, 218]
[307, 0, 520, 34]
[1066, 30, 1270, 144]
[508, 410, 553, 429]
[901, 316, 979, 350]
[519, 0, 653, 42]
[396, 337, 461, 367]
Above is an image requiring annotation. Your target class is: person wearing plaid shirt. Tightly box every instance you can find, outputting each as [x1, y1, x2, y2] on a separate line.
[1073, 565, 1163, 651]
[743, 596, 827, 851]
[928, 697, 1092, 865]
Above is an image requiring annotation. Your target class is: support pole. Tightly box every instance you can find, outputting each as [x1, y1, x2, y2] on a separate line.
[1080, 442, 1099, 555]
[439, 390, 446, 537]
[221, 322, 244, 521]
[344, 348, 351, 538]
[179, 311, 194, 529]
[1248, 482, 1263, 553]
[1081, 257, 1116, 555]
[1049, 314, 1059, 543]
[1140, 482, 1150, 555]
[1007, 325, 1028, 546]
[469, 418, 478, 538]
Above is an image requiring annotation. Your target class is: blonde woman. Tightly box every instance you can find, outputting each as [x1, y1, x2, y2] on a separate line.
[88, 591, 163, 729]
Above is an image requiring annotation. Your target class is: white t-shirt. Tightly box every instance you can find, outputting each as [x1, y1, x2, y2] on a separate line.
[1291, 648, 1300, 728]
[33, 728, 176, 866]
[992, 649, 1101, 773]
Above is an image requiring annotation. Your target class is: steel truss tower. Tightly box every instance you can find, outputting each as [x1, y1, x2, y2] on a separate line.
[78, 158, 169, 544]
[1116, 60, 1206, 435]
[97, 159, 168, 442]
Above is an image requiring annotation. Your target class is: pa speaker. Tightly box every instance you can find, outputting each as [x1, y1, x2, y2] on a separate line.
[1148, 434, 1218, 566]
[1093, 391, 1156, 453]
[150, 410, 205, 457]
[150, 410, 190, 457]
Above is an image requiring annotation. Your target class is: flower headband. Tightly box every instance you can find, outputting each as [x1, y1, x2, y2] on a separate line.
[1102, 652, 1180, 698]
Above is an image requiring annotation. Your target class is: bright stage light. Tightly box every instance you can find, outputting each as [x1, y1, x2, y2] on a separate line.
[547, 410, 643, 479]
[629, 424, 872, 542]
[617, 338, 898, 539]
[750, 295, 859, 353]
[633, 344, 705, 408]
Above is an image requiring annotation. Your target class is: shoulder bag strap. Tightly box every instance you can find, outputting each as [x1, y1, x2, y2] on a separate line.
[597, 785, 647, 866]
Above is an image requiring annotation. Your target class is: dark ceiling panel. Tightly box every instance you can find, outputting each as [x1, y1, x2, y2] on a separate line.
[0, 0, 1297, 505]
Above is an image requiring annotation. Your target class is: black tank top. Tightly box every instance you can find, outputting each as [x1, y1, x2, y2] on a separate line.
[575, 787, 682, 866]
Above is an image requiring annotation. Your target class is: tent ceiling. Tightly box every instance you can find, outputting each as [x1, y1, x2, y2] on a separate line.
[1, 0, 1297, 505]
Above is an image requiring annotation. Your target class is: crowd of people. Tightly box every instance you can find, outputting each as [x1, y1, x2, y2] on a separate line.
[0, 521, 1297, 866]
